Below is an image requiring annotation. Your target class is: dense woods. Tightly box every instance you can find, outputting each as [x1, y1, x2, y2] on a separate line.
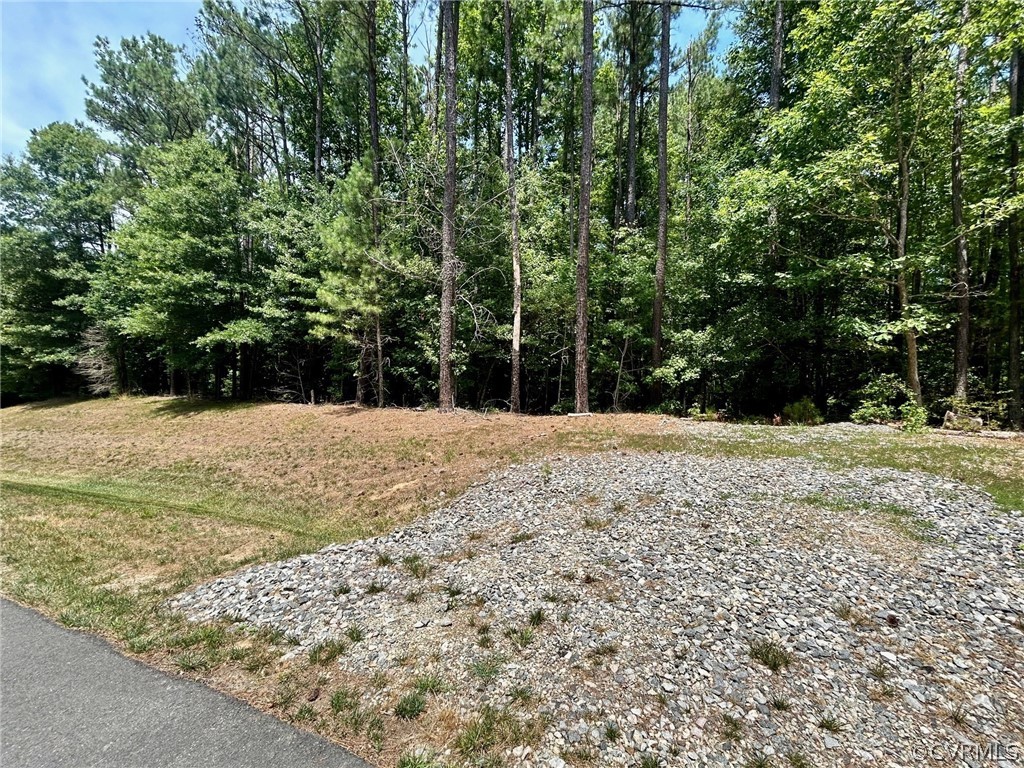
[2, 0, 1022, 427]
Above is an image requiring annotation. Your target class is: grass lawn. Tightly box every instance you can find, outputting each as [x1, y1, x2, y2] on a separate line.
[2, 397, 1021, 764]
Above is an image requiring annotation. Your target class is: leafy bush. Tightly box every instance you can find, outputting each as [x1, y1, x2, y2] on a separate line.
[899, 402, 928, 433]
[850, 374, 929, 431]
[686, 404, 719, 421]
[782, 397, 823, 425]
[851, 374, 911, 425]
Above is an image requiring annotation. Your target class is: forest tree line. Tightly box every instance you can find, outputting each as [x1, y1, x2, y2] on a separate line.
[2, 0, 1022, 426]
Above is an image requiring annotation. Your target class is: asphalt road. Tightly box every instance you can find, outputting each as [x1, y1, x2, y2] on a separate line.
[0, 599, 370, 768]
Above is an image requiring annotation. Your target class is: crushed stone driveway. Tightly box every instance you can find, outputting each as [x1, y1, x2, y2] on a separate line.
[0, 599, 369, 768]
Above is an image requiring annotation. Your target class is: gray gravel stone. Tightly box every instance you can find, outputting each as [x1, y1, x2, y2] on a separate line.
[170, 452, 1024, 767]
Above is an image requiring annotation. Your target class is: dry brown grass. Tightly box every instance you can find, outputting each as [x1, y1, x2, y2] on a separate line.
[2, 396, 1022, 767]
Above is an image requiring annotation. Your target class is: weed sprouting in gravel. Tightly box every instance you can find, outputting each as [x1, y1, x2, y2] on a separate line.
[749, 639, 792, 672]
[605, 723, 621, 743]
[510, 531, 535, 544]
[505, 626, 535, 649]
[333, 583, 351, 596]
[542, 591, 562, 603]
[638, 754, 661, 768]
[455, 704, 543, 759]
[292, 704, 316, 723]
[477, 634, 494, 649]
[721, 713, 744, 742]
[394, 691, 427, 719]
[370, 671, 389, 690]
[413, 673, 449, 694]
[818, 715, 844, 733]
[308, 638, 347, 665]
[744, 753, 773, 768]
[529, 607, 546, 626]
[445, 581, 465, 597]
[867, 661, 889, 681]
[833, 600, 870, 629]
[376, 552, 395, 566]
[403, 554, 432, 579]
[470, 654, 507, 682]
[948, 702, 970, 726]
[589, 641, 619, 659]
[405, 589, 421, 603]
[365, 580, 385, 595]
[769, 695, 791, 712]
[345, 625, 364, 643]
[508, 684, 535, 705]
[583, 516, 612, 531]
[785, 752, 811, 768]
[869, 682, 897, 701]
[561, 746, 596, 764]
[467, 531, 485, 542]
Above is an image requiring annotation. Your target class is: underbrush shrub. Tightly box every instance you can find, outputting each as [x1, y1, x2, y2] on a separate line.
[851, 374, 928, 431]
[782, 397, 823, 426]
[898, 402, 928, 433]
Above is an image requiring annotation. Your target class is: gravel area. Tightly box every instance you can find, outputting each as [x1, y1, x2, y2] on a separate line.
[172, 453, 1024, 767]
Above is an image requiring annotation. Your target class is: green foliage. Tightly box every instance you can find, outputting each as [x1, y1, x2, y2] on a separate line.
[0, 122, 120, 399]
[898, 402, 929, 434]
[851, 375, 915, 425]
[4, 0, 1021, 421]
[394, 691, 427, 720]
[782, 398, 823, 426]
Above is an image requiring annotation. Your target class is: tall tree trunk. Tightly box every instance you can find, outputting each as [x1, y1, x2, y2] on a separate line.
[400, 0, 410, 145]
[504, 0, 523, 414]
[1009, 47, 1023, 429]
[532, 10, 545, 155]
[355, 336, 369, 405]
[685, 45, 694, 240]
[434, 9, 444, 138]
[368, 0, 381, 198]
[438, 0, 459, 413]
[613, 54, 625, 230]
[624, 1, 639, 226]
[897, 151, 923, 405]
[575, 0, 595, 414]
[951, 0, 971, 402]
[375, 314, 385, 405]
[770, 0, 784, 110]
[367, 0, 385, 405]
[651, 0, 670, 396]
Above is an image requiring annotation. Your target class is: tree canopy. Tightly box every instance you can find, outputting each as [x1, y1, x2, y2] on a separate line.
[2, 0, 1021, 427]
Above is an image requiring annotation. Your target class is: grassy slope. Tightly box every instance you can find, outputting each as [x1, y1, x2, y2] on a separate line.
[2, 397, 1021, 764]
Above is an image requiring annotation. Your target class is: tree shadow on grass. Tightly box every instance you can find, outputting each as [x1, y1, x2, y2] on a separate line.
[7, 396, 90, 411]
[150, 397, 261, 418]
